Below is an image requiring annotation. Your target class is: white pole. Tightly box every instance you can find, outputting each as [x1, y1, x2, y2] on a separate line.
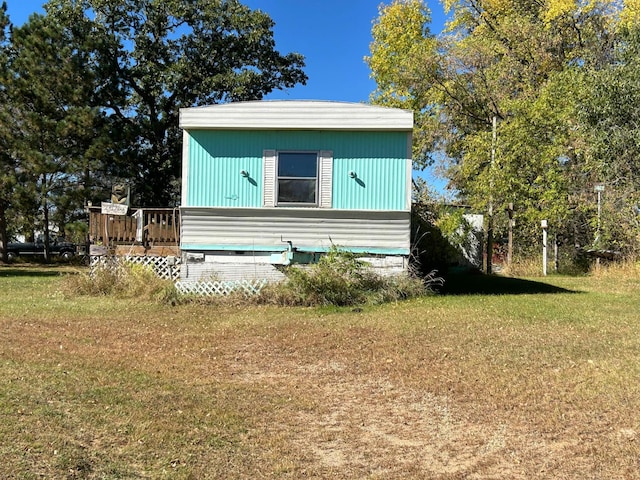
[541, 220, 548, 276]
[594, 183, 605, 267]
[597, 190, 601, 245]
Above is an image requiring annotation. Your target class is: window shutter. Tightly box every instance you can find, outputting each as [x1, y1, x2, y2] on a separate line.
[319, 150, 333, 208]
[263, 149, 276, 207]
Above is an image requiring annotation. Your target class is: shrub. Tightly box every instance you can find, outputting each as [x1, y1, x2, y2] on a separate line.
[257, 246, 439, 307]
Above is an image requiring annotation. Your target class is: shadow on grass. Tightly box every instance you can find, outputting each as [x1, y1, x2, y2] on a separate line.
[439, 272, 579, 296]
[0, 265, 73, 277]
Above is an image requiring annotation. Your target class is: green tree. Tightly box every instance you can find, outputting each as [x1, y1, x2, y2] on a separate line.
[45, 0, 308, 207]
[0, 1, 12, 263]
[367, 0, 439, 167]
[577, 26, 640, 255]
[7, 13, 108, 260]
[368, 0, 624, 260]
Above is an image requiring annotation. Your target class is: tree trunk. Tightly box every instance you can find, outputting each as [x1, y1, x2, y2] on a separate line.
[0, 198, 8, 264]
[42, 173, 51, 263]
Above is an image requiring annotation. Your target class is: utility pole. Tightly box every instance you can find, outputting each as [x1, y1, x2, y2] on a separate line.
[486, 116, 497, 274]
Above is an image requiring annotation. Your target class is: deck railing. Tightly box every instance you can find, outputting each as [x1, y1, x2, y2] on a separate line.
[88, 207, 180, 246]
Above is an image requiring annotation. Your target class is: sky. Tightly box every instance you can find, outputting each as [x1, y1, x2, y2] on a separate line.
[7, 0, 449, 188]
[242, 0, 447, 102]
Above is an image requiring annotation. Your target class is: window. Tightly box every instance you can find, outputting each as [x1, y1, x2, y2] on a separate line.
[276, 152, 318, 205]
[263, 149, 332, 208]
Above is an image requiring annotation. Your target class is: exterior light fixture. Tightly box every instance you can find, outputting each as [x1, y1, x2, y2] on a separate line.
[349, 171, 357, 178]
[240, 169, 249, 177]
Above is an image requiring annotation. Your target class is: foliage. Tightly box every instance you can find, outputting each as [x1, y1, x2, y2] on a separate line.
[576, 26, 640, 255]
[411, 179, 482, 273]
[0, 1, 12, 263]
[58, 248, 432, 308]
[589, 258, 640, 279]
[411, 206, 469, 274]
[259, 246, 433, 307]
[366, 0, 438, 167]
[283, 249, 382, 306]
[44, 0, 307, 207]
[63, 220, 89, 246]
[368, 0, 640, 259]
[5, 13, 108, 259]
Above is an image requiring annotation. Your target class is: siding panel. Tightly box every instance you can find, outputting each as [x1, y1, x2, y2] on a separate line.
[187, 132, 263, 208]
[180, 207, 410, 255]
[181, 262, 286, 282]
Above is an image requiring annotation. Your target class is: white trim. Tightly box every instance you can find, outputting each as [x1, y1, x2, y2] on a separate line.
[406, 132, 413, 210]
[319, 150, 333, 208]
[181, 130, 190, 206]
[263, 149, 276, 207]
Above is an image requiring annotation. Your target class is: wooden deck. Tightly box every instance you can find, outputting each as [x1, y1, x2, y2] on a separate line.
[88, 207, 180, 253]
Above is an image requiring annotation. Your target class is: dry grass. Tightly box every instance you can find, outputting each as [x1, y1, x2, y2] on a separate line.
[499, 256, 544, 277]
[502, 255, 640, 279]
[58, 262, 175, 301]
[589, 258, 640, 280]
[1, 265, 640, 478]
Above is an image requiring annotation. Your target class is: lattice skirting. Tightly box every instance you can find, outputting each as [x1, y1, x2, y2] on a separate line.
[175, 279, 267, 297]
[90, 255, 181, 281]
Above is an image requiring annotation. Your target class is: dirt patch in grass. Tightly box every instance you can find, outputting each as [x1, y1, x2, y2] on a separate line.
[1, 271, 640, 478]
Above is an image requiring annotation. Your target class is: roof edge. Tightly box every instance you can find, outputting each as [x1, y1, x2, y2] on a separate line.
[179, 100, 413, 131]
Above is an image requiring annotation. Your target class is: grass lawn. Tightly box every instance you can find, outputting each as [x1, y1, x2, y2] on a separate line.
[1, 264, 639, 479]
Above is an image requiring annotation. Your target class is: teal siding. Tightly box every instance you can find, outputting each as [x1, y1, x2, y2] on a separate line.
[186, 130, 409, 210]
[187, 131, 263, 207]
[332, 131, 409, 210]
